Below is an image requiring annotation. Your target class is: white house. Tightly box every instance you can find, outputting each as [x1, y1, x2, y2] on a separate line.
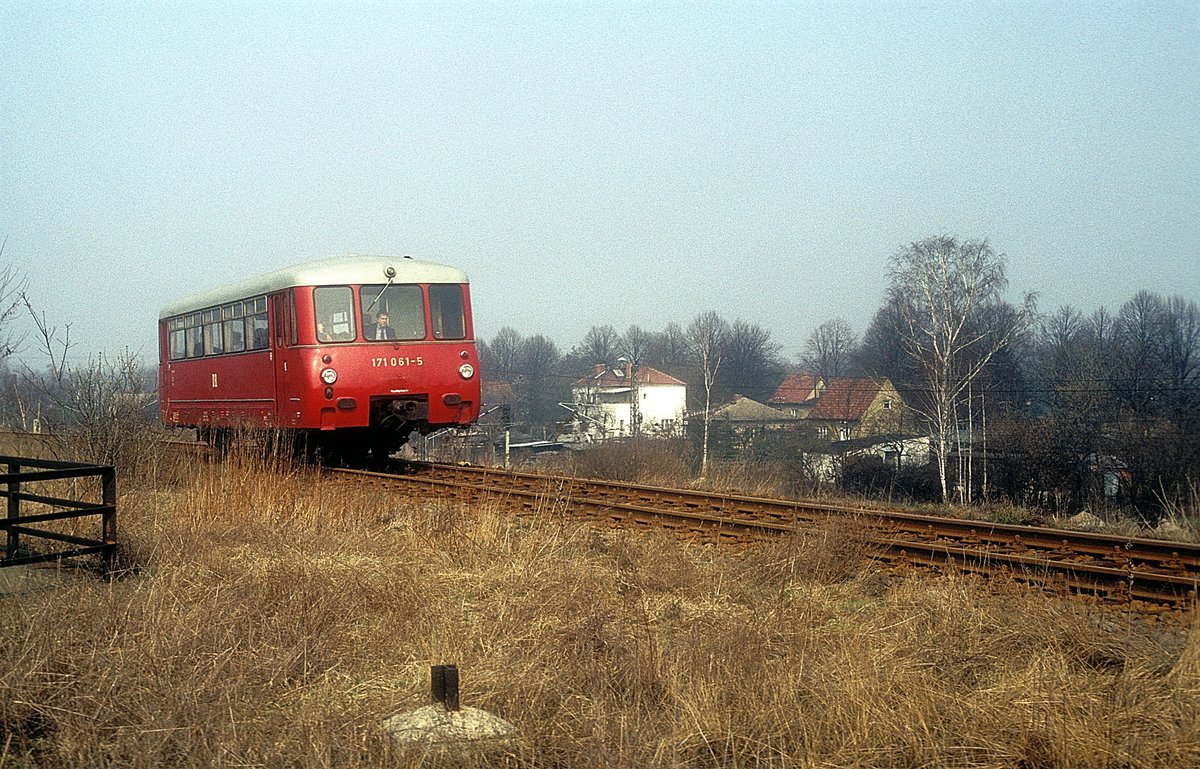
[809, 434, 932, 483]
[566, 364, 687, 440]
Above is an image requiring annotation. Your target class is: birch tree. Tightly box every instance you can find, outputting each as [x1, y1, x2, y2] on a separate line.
[887, 235, 1034, 501]
[686, 311, 730, 477]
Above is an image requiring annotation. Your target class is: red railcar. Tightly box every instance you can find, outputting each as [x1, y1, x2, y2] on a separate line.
[158, 254, 481, 460]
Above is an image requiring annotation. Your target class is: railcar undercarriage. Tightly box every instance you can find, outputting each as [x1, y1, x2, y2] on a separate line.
[197, 421, 423, 468]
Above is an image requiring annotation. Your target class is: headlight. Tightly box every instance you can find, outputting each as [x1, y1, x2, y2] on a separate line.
[458, 363, 475, 379]
[320, 368, 338, 385]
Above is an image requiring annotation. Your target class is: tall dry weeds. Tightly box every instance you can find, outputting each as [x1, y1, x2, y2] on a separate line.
[1, 444, 1197, 768]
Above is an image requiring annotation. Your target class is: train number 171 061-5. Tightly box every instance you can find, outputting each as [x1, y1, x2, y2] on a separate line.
[372, 356, 424, 368]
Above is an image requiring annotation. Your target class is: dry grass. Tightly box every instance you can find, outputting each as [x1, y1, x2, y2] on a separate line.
[0, 446, 1198, 768]
[563, 442, 796, 500]
[561, 440, 695, 488]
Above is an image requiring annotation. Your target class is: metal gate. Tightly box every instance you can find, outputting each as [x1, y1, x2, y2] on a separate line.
[1, 455, 117, 574]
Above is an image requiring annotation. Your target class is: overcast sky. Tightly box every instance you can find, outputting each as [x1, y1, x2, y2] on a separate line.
[2, 1, 1197, 365]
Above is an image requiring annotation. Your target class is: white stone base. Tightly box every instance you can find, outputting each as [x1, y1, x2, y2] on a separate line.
[383, 705, 518, 744]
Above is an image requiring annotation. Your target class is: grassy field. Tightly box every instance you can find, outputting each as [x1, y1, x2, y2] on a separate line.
[1, 447, 1198, 768]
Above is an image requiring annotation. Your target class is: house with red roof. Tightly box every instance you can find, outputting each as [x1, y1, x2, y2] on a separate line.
[768, 373, 825, 418]
[566, 363, 687, 440]
[806, 377, 908, 442]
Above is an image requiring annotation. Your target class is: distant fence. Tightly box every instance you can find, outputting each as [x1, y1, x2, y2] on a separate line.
[1, 456, 117, 573]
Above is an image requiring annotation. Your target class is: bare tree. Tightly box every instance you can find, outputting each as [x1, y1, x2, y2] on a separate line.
[483, 327, 523, 382]
[619, 325, 652, 368]
[1005, 303, 1123, 515]
[803, 318, 859, 384]
[619, 325, 653, 438]
[857, 297, 913, 386]
[1020, 294, 1200, 521]
[647, 321, 693, 372]
[1162, 296, 1200, 421]
[887, 235, 1035, 502]
[1036, 305, 1087, 389]
[686, 311, 730, 477]
[517, 334, 564, 435]
[0, 249, 29, 429]
[1103, 291, 1200, 520]
[575, 324, 620, 366]
[718, 319, 785, 403]
[18, 291, 159, 471]
[1111, 290, 1167, 415]
[0, 242, 27, 363]
[1159, 296, 1200, 511]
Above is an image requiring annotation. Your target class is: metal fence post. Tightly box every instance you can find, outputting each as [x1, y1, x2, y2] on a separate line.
[101, 466, 117, 575]
[5, 461, 18, 561]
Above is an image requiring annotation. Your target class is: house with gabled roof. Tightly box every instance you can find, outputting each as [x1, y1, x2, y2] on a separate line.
[706, 395, 801, 450]
[711, 395, 799, 431]
[566, 363, 687, 440]
[768, 373, 825, 418]
[806, 377, 908, 442]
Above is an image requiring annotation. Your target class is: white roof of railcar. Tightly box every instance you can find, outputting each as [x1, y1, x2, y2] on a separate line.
[159, 254, 469, 319]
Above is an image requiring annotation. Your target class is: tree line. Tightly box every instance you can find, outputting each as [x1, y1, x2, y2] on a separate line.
[480, 235, 1198, 520]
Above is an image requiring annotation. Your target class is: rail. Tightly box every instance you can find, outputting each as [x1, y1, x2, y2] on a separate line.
[1, 455, 117, 573]
[355, 461, 1200, 612]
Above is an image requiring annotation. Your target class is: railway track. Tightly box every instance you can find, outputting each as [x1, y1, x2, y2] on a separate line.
[333, 461, 1200, 615]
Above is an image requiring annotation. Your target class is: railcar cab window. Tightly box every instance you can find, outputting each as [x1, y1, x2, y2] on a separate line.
[314, 286, 355, 343]
[428, 284, 466, 340]
[359, 284, 425, 341]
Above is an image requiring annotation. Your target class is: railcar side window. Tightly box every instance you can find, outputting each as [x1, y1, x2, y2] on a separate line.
[203, 308, 223, 355]
[314, 287, 355, 342]
[429, 285, 466, 340]
[359, 284, 425, 341]
[186, 326, 202, 358]
[248, 314, 268, 349]
[223, 303, 245, 353]
[246, 296, 269, 350]
[168, 318, 186, 360]
[166, 298, 265, 359]
[185, 312, 202, 358]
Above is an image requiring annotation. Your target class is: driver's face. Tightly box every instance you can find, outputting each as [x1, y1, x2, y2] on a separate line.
[377, 315, 390, 326]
